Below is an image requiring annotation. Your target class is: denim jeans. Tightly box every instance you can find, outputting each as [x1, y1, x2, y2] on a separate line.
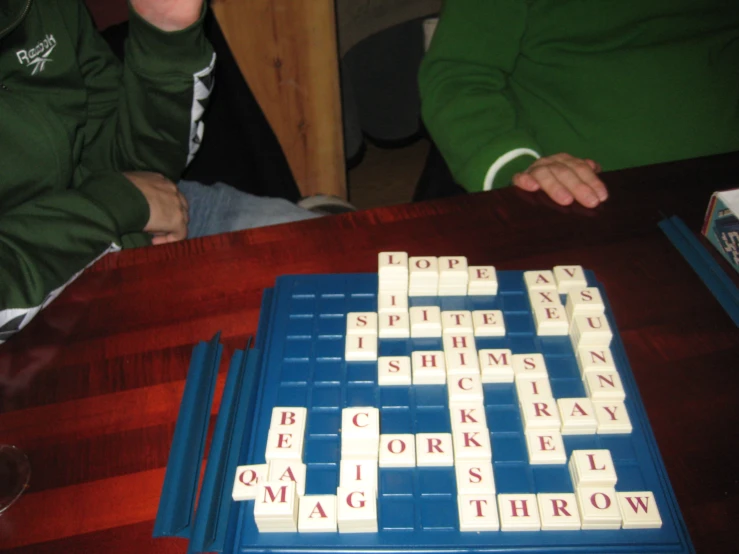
[178, 181, 318, 239]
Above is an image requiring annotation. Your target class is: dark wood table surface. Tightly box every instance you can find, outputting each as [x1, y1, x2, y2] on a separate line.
[1, 152, 737, 553]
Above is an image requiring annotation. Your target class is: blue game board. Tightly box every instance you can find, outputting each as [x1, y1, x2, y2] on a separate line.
[220, 271, 694, 553]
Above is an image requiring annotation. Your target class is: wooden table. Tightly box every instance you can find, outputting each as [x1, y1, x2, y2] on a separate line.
[1, 152, 737, 553]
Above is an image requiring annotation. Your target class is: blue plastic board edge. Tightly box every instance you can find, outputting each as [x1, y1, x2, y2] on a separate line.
[213, 344, 265, 552]
[189, 336, 254, 553]
[219, 286, 278, 552]
[255, 287, 276, 352]
[596, 274, 695, 554]
[190, 340, 266, 553]
[659, 216, 739, 326]
[668, 216, 739, 306]
[153, 333, 223, 538]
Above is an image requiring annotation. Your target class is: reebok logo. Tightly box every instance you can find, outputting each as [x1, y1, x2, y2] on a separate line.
[16, 34, 57, 75]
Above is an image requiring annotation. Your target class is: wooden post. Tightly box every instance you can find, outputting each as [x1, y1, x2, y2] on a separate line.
[211, 0, 347, 199]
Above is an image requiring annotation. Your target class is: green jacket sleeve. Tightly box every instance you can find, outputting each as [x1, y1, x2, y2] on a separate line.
[0, 2, 215, 342]
[419, 0, 540, 192]
[0, 171, 148, 343]
[75, 1, 216, 182]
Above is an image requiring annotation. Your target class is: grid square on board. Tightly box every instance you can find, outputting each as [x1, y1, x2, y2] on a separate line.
[380, 468, 415, 496]
[347, 295, 376, 312]
[467, 295, 500, 310]
[346, 363, 376, 383]
[282, 338, 312, 361]
[551, 377, 586, 398]
[317, 295, 346, 316]
[303, 438, 340, 465]
[379, 498, 416, 530]
[285, 316, 314, 338]
[418, 467, 456, 496]
[315, 315, 345, 337]
[419, 497, 457, 530]
[600, 435, 638, 462]
[313, 359, 342, 384]
[483, 384, 517, 406]
[344, 384, 376, 407]
[314, 336, 343, 360]
[306, 411, 340, 437]
[545, 355, 580, 379]
[380, 408, 413, 434]
[532, 466, 574, 493]
[486, 406, 521, 433]
[491, 434, 527, 463]
[275, 384, 308, 407]
[538, 335, 575, 356]
[414, 408, 451, 433]
[304, 465, 338, 495]
[414, 385, 447, 408]
[380, 387, 411, 408]
[438, 296, 468, 311]
[493, 463, 534, 494]
[504, 313, 535, 336]
[501, 293, 530, 313]
[612, 463, 647, 491]
[288, 296, 316, 316]
[280, 359, 311, 384]
[310, 385, 341, 410]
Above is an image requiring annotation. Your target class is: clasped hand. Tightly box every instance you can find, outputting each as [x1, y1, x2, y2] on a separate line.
[124, 171, 189, 245]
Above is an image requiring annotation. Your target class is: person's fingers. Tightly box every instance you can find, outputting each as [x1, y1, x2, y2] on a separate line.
[172, 221, 188, 241]
[512, 172, 541, 191]
[151, 228, 186, 245]
[178, 191, 189, 213]
[178, 192, 190, 225]
[527, 165, 575, 206]
[584, 158, 603, 173]
[513, 154, 607, 208]
[151, 235, 170, 246]
[566, 160, 609, 205]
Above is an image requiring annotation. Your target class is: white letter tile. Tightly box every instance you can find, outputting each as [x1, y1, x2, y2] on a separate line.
[553, 265, 588, 294]
[379, 434, 416, 468]
[557, 398, 598, 435]
[377, 356, 412, 386]
[412, 350, 447, 385]
[458, 494, 500, 531]
[576, 487, 622, 530]
[409, 306, 442, 337]
[232, 464, 268, 501]
[617, 491, 662, 529]
[478, 349, 514, 383]
[537, 493, 581, 530]
[498, 494, 541, 531]
[378, 312, 410, 338]
[298, 495, 337, 532]
[416, 433, 454, 466]
[525, 430, 567, 464]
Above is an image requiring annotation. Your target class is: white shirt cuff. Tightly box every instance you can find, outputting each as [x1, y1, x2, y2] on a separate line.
[482, 148, 540, 191]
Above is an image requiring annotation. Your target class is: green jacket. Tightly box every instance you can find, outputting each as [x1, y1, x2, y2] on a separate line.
[0, 0, 214, 342]
[419, 0, 739, 192]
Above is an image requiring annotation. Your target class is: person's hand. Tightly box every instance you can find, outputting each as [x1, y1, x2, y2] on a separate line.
[512, 153, 608, 208]
[124, 171, 189, 245]
[129, 0, 203, 32]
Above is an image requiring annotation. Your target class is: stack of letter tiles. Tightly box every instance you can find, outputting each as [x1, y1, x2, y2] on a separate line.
[231, 252, 664, 538]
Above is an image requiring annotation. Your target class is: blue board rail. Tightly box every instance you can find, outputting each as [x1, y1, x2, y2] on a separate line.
[154, 333, 263, 553]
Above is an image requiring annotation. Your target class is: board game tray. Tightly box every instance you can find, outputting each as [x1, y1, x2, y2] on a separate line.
[153, 271, 695, 554]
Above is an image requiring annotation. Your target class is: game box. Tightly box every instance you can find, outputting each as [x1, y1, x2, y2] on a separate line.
[702, 188, 739, 274]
